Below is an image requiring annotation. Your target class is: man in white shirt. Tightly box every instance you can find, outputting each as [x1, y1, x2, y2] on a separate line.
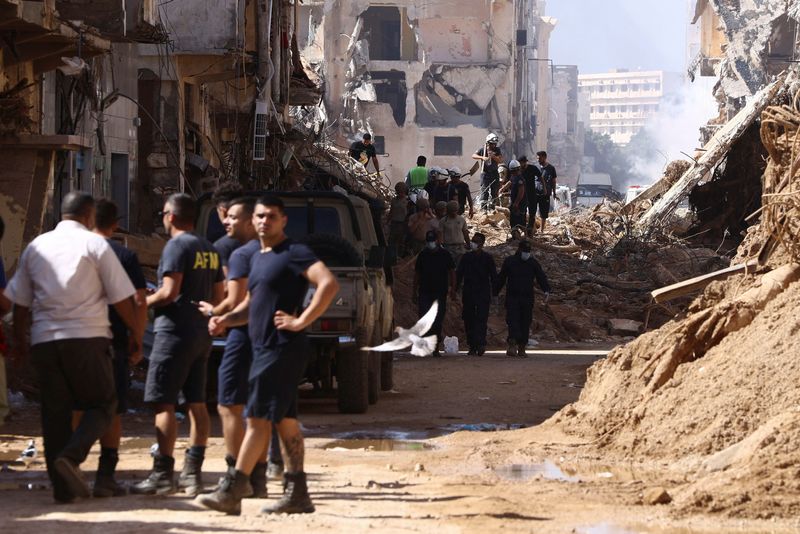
[4, 191, 141, 503]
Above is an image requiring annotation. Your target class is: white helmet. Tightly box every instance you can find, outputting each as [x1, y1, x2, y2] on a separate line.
[447, 166, 462, 178]
[508, 159, 521, 170]
[486, 133, 499, 144]
[428, 166, 443, 180]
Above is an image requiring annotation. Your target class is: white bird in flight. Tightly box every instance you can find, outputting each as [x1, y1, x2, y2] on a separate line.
[363, 301, 439, 356]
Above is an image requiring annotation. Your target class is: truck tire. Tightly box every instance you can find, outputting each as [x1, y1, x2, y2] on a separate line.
[380, 352, 394, 391]
[368, 351, 380, 405]
[302, 234, 363, 267]
[336, 345, 369, 414]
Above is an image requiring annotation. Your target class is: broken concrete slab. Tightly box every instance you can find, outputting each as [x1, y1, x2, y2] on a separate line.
[438, 65, 508, 110]
[607, 319, 643, 336]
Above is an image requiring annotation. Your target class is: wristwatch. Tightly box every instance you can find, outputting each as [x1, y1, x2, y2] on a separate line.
[206, 310, 214, 318]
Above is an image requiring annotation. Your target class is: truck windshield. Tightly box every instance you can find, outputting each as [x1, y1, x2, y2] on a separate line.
[285, 206, 342, 239]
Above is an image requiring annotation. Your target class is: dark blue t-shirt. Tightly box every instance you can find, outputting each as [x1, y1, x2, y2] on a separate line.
[106, 239, 147, 347]
[155, 232, 224, 332]
[228, 239, 260, 281]
[247, 238, 318, 349]
[214, 234, 241, 268]
[0, 257, 6, 289]
[510, 173, 526, 204]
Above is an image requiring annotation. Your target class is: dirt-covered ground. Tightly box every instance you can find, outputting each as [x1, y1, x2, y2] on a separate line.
[2, 349, 797, 533]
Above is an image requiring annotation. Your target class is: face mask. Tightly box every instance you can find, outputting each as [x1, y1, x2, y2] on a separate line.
[470, 242, 479, 250]
[427, 242, 437, 250]
[520, 252, 531, 261]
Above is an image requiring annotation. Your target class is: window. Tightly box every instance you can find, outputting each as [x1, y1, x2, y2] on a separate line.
[619, 105, 627, 113]
[434, 136, 463, 156]
[373, 135, 385, 154]
[361, 6, 417, 61]
[285, 207, 343, 239]
[621, 84, 628, 92]
[372, 71, 407, 126]
[609, 105, 616, 112]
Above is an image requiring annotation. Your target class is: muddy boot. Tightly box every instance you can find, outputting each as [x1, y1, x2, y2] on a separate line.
[178, 451, 205, 497]
[505, 343, 517, 358]
[260, 472, 315, 515]
[267, 460, 284, 479]
[131, 455, 177, 495]
[93, 448, 127, 497]
[194, 470, 250, 515]
[248, 462, 268, 499]
[517, 343, 527, 358]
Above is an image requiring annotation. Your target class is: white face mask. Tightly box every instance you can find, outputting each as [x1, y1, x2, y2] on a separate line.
[427, 241, 438, 250]
[470, 242, 479, 250]
[520, 252, 531, 261]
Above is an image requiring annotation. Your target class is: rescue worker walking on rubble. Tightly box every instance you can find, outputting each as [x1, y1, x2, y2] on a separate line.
[456, 232, 496, 356]
[405, 155, 429, 190]
[199, 195, 339, 516]
[389, 182, 409, 257]
[133, 193, 225, 497]
[446, 167, 475, 218]
[427, 169, 450, 205]
[494, 241, 551, 358]
[507, 159, 527, 230]
[473, 133, 503, 211]
[349, 132, 381, 175]
[414, 230, 455, 358]
[535, 151, 558, 234]
[519, 156, 543, 237]
[3, 192, 141, 503]
[440, 200, 470, 265]
[407, 198, 439, 255]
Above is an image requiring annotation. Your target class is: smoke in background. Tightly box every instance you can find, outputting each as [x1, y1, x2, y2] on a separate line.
[627, 77, 718, 186]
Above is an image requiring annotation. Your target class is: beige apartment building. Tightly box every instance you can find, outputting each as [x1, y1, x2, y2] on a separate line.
[578, 70, 681, 145]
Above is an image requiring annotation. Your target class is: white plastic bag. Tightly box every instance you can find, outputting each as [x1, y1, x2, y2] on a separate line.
[443, 336, 459, 354]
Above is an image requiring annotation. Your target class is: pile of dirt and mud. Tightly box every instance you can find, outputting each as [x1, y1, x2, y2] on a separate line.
[541, 87, 800, 519]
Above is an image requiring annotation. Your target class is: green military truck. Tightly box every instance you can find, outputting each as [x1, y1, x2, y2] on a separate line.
[197, 191, 395, 414]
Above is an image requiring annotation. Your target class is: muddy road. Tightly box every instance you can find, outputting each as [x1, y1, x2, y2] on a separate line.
[1, 348, 797, 533]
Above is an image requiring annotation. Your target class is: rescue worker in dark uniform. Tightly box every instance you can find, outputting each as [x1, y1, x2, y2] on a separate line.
[494, 241, 551, 358]
[414, 230, 455, 358]
[455, 232, 496, 356]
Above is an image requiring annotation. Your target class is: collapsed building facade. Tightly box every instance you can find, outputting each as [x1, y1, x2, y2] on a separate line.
[297, 0, 555, 185]
[546, 64, 584, 188]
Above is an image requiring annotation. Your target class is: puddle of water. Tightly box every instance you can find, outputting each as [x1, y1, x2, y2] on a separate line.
[324, 439, 433, 452]
[331, 429, 433, 440]
[495, 460, 581, 483]
[442, 423, 526, 433]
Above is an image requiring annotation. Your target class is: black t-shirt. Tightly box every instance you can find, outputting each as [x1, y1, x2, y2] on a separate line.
[456, 250, 497, 294]
[447, 181, 471, 213]
[429, 182, 450, 205]
[495, 254, 551, 298]
[475, 146, 502, 177]
[213, 235, 241, 268]
[510, 173, 526, 204]
[522, 165, 543, 199]
[106, 239, 147, 347]
[247, 238, 319, 349]
[415, 247, 454, 296]
[155, 232, 224, 332]
[541, 163, 557, 194]
[349, 141, 376, 163]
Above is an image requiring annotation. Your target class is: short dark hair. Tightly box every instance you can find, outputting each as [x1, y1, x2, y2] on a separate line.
[95, 198, 120, 230]
[416, 155, 427, 166]
[518, 240, 531, 252]
[61, 191, 95, 219]
[536, 151, 547, 158]
[167, 193, 196, 225]
[227, 196, 256, 218]
[362, 133, 372, 141]
[256, 194, 285, 213]
[472, 232, 485, 244]
[518, 155, 528, 163]
[212, 181, 243, 207]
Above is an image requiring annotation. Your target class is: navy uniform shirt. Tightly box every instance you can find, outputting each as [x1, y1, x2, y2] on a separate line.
[226, 239, 260, 338]
[495, 253, 551, 299]
[415, 246, 454, 296]
[214, 234, 241, 268]
[510, 173, 526, 204]
[106, 239, 147, 347]
[540, 163, 557, 195]
[247, 239, 318, 349]
[522, 165, 543, 200]
[155, 232, 224, 332]
[456, 250, 497, 295]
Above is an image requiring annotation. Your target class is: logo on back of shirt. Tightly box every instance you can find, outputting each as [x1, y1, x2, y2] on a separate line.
[193, 251, 220, 270]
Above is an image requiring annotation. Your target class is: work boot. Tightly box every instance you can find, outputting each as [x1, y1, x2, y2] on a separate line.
[248, 462, 268, 499]
[477, 346, 486, 357]
[54, 457, 90, 499]
[517, 343, 528, 358]
[467, 347, 477, 356]
[267, 459, 284, 479]
[178, 452, 205, 497]
[260, 472, 315, 515]
[194, 470, 250, 515]
[212, 455, 253, 497]
[506, 343, 517, 358]
[93, 450, 126, 497]
[131, 455, 177, 495]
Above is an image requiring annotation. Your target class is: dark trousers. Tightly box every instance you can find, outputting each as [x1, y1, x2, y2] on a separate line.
[462, 289, 490, 349]
[419, 292, 447, 343]
[510, 204, 527, 228]
[31, 337, 116, 501]
[480, 173, 499, 210]
[505, 295, 534, 345]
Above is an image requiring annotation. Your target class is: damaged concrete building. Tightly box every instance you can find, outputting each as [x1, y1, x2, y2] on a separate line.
[547, 64, 585, 188]
[297, 0, 555, 185]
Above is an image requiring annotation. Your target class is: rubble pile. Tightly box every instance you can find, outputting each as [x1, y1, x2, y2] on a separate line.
[547, 86, 800, 519]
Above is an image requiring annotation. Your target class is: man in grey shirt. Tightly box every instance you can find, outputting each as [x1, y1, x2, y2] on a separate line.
[4, 192, 141, 503]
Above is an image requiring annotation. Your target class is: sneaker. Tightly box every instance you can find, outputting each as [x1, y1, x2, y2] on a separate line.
[54, 457, 90, 499]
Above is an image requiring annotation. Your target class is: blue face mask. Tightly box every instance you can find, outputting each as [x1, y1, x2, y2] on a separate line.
[520, 252, 531, 261]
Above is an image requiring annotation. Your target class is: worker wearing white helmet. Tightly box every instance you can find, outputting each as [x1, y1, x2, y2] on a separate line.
[425, 166, 451, 205]
[446, 166, 474, 217]
[472, 133, 504, 211]
[499, 159, 527, 228]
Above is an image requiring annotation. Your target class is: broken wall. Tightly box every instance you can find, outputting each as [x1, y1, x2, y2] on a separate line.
[548, 65, 583, 187]
[159, 0, 244, 53]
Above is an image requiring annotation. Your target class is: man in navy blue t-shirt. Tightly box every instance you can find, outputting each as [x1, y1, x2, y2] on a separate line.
[199, 195, 339, 516]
